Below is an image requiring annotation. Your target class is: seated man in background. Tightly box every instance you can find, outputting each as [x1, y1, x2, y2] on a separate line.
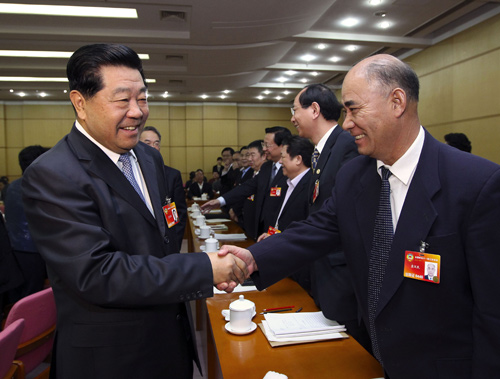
[5, 145, 50, 303]
[140, 126, 187, 249]
[187, 169, 214, 200]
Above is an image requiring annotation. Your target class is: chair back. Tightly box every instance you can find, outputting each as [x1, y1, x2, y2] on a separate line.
[4, 287, 56, 374]
[0, 318, 25, 378]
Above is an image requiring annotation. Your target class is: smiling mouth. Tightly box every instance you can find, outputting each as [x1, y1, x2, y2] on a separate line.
[354, 134, 365, 140]
[121, 126, 139, 131]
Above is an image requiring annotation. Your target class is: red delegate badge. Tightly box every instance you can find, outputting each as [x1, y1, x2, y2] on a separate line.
[403, 251, 441, 284]
[163, 202, 179, 228]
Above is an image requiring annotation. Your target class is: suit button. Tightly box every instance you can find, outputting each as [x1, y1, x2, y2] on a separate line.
[176, 314, 181, 321]
[186, 294, 191, 300]
[163, 236, 169, 244]
[197, 291, 203, 298]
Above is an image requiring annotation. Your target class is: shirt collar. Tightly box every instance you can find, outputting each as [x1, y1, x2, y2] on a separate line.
[286, 168, 310, 189]
[315, 124, 338, 154]
[376, 126, 425, 185]
[75, 120, 138, 165]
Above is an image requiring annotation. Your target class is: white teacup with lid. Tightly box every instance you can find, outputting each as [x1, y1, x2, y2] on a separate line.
[204, 237, 219, 252]
[222, 295, 256, 334]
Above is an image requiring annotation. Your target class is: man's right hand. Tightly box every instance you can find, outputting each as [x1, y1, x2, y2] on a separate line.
[257, 233, 270, 242]
[201, 199, 220, 213]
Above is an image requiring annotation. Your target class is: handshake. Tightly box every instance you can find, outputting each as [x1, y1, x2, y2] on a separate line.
[207, 245, 258, 293]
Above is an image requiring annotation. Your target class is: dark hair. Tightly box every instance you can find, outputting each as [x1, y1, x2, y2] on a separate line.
[444, 133, 471, 153]
[298, 84, 343, 121]
[265, 127, 291, 145]
[247, 139, 264, 155]
[19, 145, 50, 173]
[0, 176, 8, 185]
[196, 169, 204, 174]
[221, 147, 235, 155]
[189, 171, 196, 179]
[364, 57, 420, 102]
[67, 44, 146, 99]
[143, 126, 161, 141]
[282, 135, 314, 168]
[239, 146, 248, 153]
[217, 157, 222, 161]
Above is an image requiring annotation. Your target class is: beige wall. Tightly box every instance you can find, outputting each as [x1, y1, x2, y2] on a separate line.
[2, 13, 500, 182]
[405, 13, 500, 164]
[0, 102, 293, 182]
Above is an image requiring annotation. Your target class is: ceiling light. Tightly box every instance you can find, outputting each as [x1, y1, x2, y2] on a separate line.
[38, 92, 48, 97]
[311, 72, 319, 76]
[220, 95, 226, 99]
[317, 44, 327, 50]
[378, 21, 392, 29]
[300, 78, 308, 83]
[374, 11, 387, 18]
[300, 54, 316, 62]
[17, 92, 26, 97]
[223, 90, 230, 94]
[9, 89, 13, 92]
[285, 70, 297, 76]
[257, 96, 264, 100]
[263, 90, 271, 95]
[282, 90, 290, 95]
[0, 3, 137, 18]
[276, 77, 288, 83]
[368, 0, 383, 5]
[329, 56, 342, 62]
[275, 96, 282, 100]
[200, 94, 208, 99]
[0, 76, 67, 82]
[0, 50, 147, 60]
[162, 92, 169, 98]
[345, 45, 358, 52]
[63, 90, 67, 94]
[340, 17, 360, 27]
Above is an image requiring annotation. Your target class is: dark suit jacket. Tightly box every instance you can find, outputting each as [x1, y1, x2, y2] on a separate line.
[22, 126, 214, 378]
[306, 128, 359, 322]
[232, 167, 254, 227]
[0, 215, 23, 298]
[223, 161, 288, 240]
[263, 169, 312, 232]
[187, 181, 213, 200]
[163, 164, 187, 248]
[249, 130, 500, 377]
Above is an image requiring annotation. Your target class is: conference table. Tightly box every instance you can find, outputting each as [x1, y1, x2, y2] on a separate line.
[186, 201, 384, 378]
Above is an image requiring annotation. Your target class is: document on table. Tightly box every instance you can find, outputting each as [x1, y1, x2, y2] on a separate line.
[205, 218, 232, 223]
[213, 284, 259, 294]
[214, 233, 247, 240]
[260, 311, 348, 345]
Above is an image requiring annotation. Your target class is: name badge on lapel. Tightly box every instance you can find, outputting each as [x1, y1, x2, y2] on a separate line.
[270, 187, 282, 197]
[162, 198, 179, 228]
[403, 241, 441, 284]
[267, 226, 281, 235]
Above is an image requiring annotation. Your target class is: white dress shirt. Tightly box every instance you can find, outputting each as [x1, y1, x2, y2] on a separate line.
[275, 168, 310, 229]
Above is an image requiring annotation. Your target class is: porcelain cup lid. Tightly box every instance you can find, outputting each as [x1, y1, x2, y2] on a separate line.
[229, 295, 254, 311]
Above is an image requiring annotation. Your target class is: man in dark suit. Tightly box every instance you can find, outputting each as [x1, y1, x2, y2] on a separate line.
[219, 55, 500, 377]
[140, 126, 187, 249]
[187, 169, 214, 200]
[257, 135, 313, 240]
[289, 83, 367, 349]
[202, 127, 291, 240]
[21, 43, 246, 379]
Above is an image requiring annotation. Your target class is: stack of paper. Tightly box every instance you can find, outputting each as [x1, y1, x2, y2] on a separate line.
[260, 311, 348, 346]
[214, 233, 247, 240]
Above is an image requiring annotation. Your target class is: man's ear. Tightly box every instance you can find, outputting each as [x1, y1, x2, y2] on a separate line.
[391, 88, 407, 118]
[310, 101, 321, 120]
[70, 90, 87, 120]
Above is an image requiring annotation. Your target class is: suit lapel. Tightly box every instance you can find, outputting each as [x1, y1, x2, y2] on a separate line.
[376, 132, 441, 317]
[68, 127, 157, 228]
[278, 170, 311, 222]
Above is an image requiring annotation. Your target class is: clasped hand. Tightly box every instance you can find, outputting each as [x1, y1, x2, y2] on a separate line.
[208, 245, 257, 293]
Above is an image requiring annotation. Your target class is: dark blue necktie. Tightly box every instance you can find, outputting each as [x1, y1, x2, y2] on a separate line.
[368, 166, 393, 365]
[119, 153, 146, 203]
[311, 148, 320, 170]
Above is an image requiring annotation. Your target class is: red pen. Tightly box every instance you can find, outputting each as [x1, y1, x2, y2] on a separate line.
[262, 306, 295, 312]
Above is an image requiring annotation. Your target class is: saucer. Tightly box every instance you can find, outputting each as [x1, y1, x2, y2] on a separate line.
[225, 322, 257, 335]
[200, 245, 205, 251]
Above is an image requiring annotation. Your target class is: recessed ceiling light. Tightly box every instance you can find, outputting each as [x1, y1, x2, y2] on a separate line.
[200, 94, 208, 99]
[276, 76, 288, 83]
[38, 92, 48, 97]
[0, 3, 137, 18]
[257, 96, 264, 100]
[329, 56, 342, 63]
[340, 17, 360, 27]
[220, 95, 226, 99]
[378, 21, 392, 29]
[311, 72, 319, 76]
[263, 90, 271, 95]
[300, 78, 308, 83]
[9, 89, 13, 92]
[285, 70, 297, 76]
[282, 90, 290, 95]
[63, 90, 67, 94]
[162, 92, 169, 98]
[223, 89, 230, 94]
[275, 96, 282, 100]
[17, 92, 26, 97]
[300, 54, 316, 62]
[345, 45, 358, 52]
[317, 44, 327, 50]
[368, 0, 383, 6]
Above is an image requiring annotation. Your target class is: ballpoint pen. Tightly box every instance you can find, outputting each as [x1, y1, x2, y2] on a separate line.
[262, 306, 294, 312]
[295, 307, 303, 312]
[260, 308, 294, 314]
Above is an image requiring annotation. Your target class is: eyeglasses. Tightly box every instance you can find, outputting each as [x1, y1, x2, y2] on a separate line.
[261, 142, 275, 149]
[290, 107, 297, 116]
